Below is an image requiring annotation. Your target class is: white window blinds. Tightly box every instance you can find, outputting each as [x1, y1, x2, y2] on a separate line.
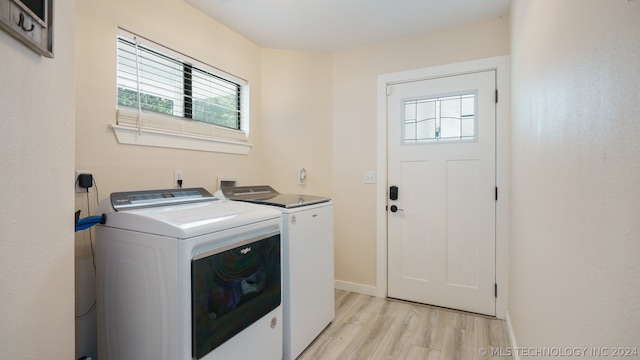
[114, 29, 251, 154]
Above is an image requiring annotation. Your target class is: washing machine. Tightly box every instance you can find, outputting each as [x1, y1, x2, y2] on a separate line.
[95, 188, 283, 360]
[222, 185, 335, 360]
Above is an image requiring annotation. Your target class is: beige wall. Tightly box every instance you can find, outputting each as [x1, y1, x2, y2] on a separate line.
[331, 16, 510, 287]
[0, 1, 76, 359]
[509, 0, 640, 351]
[260, 48, 333, 196]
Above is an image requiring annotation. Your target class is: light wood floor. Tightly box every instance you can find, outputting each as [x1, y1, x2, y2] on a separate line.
[298, 290, 512, 360]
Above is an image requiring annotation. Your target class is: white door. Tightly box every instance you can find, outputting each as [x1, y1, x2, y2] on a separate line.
[387, 70, 496, 316]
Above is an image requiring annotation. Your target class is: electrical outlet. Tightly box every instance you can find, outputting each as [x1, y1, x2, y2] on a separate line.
[364, 171, 376, 184]
[76, 170, 92, 193]
[174, 170, 183, 188]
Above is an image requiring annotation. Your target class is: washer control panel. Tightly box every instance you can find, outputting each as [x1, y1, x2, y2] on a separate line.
[110, 187, 215, 211]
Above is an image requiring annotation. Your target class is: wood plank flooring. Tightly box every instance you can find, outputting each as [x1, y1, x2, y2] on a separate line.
[298, 290, 512, 360]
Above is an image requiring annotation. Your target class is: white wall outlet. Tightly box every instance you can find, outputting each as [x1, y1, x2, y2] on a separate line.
[364, 171, 376, 184]
[75, 170, 92, 193]
[174, 170, 183, 188]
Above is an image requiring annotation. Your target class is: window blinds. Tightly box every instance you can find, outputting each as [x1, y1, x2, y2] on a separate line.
[116, 29, 249, 139]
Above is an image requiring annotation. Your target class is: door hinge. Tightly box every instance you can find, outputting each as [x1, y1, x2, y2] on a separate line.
[495, 187, 498, 201]
[495, 89, 498, 103]
[495, 283, 498, 297]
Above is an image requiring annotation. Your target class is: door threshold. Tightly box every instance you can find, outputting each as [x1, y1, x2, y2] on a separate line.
[386, 296, 497, 319]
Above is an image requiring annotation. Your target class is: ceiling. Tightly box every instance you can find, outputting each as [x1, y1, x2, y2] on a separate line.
[184, 0, 511, 53]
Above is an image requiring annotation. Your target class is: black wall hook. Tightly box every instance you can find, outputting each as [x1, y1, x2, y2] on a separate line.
[17, 13, 35, 32]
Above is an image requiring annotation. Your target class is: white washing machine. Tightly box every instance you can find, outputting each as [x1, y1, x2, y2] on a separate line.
[95, 188, 283, 360]
[223, 185, 335, 360]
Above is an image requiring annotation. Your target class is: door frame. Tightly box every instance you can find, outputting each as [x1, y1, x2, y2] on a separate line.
[375, 56, 510, 319]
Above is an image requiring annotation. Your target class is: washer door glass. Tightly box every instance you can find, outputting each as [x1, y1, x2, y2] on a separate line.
[191, 233, 281, 359]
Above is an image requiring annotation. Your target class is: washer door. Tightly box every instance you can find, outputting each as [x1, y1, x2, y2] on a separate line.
[191, 233, 281, 359]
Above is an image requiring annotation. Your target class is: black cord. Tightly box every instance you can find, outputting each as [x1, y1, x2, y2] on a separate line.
[86, 189, 97, 272]
[93, 177, 100, 205]
[75, 301, 96, 320]
[75, 178, 98, 319]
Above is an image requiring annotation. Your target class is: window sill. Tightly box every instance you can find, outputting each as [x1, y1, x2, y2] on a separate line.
[111, 125, 253, 155]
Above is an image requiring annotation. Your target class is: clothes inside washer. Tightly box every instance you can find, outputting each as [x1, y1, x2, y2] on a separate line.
[207, 254, 267, 316]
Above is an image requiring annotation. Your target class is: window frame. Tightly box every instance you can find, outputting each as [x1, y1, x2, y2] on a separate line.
[113, 28, 252, 155]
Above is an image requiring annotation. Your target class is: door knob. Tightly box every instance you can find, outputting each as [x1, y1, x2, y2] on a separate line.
[390, 205, 404, 213]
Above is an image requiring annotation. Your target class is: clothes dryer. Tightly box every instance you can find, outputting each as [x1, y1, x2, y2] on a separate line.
[222, 185, 334, 360]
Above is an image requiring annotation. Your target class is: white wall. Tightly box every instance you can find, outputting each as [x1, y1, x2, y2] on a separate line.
[509, 0, 640, 351]
[0, 1, 76, 359]
[331, 17, 510, 288]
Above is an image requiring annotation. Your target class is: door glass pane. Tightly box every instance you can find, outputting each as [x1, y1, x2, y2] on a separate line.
[403, 93, 476, 143]
[416, 100, 436, 140]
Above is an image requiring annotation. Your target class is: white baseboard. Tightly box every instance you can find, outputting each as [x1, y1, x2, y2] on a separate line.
[334, 280, 378, 297]
[505, 310, 520, 360]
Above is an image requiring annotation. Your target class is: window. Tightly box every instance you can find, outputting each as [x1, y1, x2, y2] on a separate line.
[403, 93, 476, 143]
[113, 29, 251, 154]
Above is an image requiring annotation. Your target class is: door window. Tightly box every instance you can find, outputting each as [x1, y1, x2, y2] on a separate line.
[403, 93, 476, 143]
